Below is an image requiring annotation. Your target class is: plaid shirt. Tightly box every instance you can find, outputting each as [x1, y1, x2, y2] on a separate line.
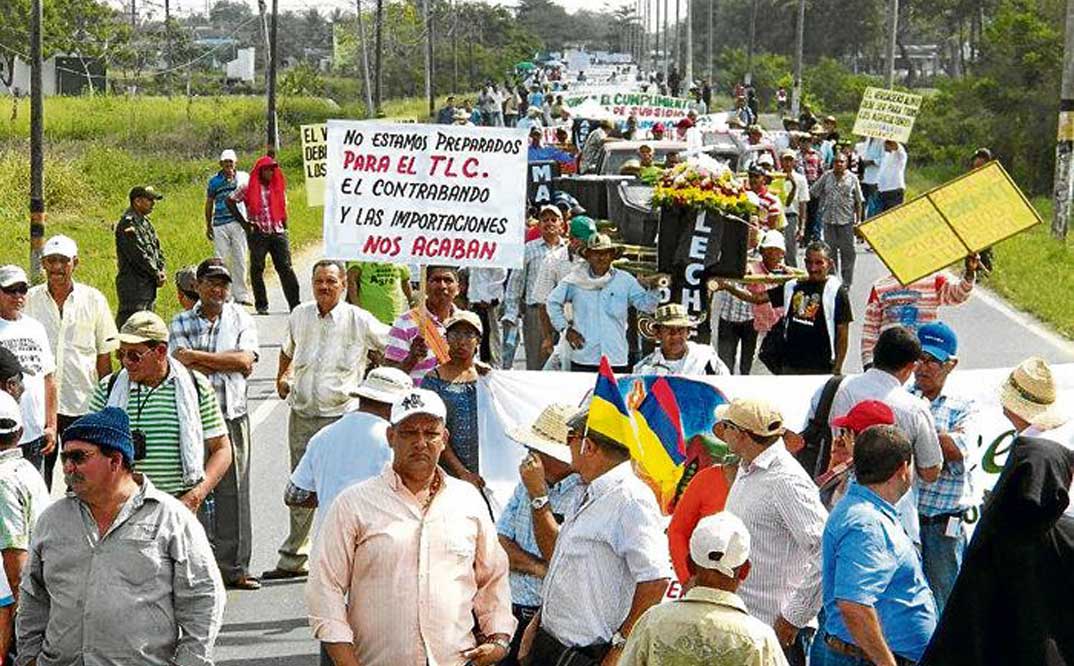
[914, 388, 975, 517]
[713, 289, 754, 324]
[169, 304, 224, 408]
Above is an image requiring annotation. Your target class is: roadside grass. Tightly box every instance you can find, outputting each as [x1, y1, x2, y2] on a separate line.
[0, 93, 450, 323]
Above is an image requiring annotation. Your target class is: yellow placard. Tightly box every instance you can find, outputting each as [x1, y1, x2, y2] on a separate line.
[852, 87, 923, 143]
[1059, 111, 1074, 142]
[301, 123, 327, 208]
[928, 162, 1041, 251]
[858, 197, 968, 285]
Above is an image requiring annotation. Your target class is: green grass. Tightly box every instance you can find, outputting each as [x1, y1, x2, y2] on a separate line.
[0, 93, 453, 323]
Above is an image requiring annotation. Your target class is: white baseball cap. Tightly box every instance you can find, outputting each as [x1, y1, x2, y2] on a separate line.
[690, 512, 751, 578]
[350, 366, 413, 403]
[390, 388, 447, 425]
[219, 149, 238, 162]
[0, 265, 28, 289]
[0, 391, 22, 435]
[43, 234, 78, 259]
[759, 230, 786, 252]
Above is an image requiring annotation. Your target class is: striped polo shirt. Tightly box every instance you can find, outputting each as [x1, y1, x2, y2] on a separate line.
[89, 370, 226, 495]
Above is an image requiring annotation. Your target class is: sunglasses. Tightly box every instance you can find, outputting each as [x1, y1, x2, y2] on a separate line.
[116, 348, 153, 364]
[0, 285, 28, 296]
[60, 449, 97, 465]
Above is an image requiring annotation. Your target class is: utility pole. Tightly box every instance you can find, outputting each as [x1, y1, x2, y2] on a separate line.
[164, 0, 172, 97]
[1052, 0, 1074, 239]
[374, 0, 383, 114]
[683, 0, 692, 86]
[706, 0, 713, 80]
[662, 0, 669, 78]
[424, 0, 433, 118]
[29, 0, 44, 277]
[130, 0, 136, 29]
[745, 0, 757, 85]
[791, 0, 805, 116]
[674, 0, 681, 74]
[356, 0, 374, 118]
[885, 0, 899, 88]
[266, 0, 279, 154]
[654, 0, 660, 76]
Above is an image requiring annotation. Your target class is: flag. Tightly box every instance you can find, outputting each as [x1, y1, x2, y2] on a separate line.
[586, 357, 641, 458]
[634, 376, 689, 511]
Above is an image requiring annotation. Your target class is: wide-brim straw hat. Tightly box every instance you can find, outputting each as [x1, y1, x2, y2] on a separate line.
[507, 403, 577, 463]
[999, 356, 1069, 430]
[639, 303, 700, 339]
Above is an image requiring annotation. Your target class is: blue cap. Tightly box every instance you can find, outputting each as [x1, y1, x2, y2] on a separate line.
[63, 407, 135, 464]
[918, 322, 958, 362]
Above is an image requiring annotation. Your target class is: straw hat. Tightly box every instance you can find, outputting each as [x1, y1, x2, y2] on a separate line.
[580, 233, 622, 258]
[507, 403, 577, 463]
[1000, 357, 1068, 430]
[639, 303, 699, 339]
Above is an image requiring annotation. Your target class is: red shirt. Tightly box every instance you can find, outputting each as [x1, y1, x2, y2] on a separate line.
[667, 465, 732, 583]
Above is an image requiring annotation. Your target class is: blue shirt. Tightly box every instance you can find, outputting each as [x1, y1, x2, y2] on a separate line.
[913, 388, 975, 517]
[206, 171, 239, 226]
[528, 145, 573, 165]
[495, 474, 584, 606]
[546, 269, 661, 367]
[821, 483, 938, 661]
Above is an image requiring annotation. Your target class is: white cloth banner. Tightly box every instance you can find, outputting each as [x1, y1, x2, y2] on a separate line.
[323, 121, 528, 268]
[478, 365, 1074, 516]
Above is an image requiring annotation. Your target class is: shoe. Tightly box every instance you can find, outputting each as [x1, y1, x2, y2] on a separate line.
[260, 567, 307, 580]
[256, 307, 270, 316]
[237, 300, 254, 306]
[225, 575, 262, 590]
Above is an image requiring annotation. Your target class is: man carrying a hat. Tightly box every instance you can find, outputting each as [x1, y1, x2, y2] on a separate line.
[115, 185, 166, 328]
[621, 512, 788, 666]
[547, 233, 662, 373]
[169, 257, 260, 590]
[26, 235, 119, 490]
[497, 403, 585, 665]
[635, 304, 729, 376]
[504, 205, 568, 370]
[306, 388, 514, 666]
[18, 407, 226, 666]
[718, 398, 828, 666]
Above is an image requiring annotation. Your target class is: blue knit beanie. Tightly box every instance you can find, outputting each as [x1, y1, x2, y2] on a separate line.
[63, 407, 135, 464]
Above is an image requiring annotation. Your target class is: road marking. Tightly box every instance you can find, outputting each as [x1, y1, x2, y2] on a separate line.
[249, 396, 283, 432]
[971, 282, 1074, 357]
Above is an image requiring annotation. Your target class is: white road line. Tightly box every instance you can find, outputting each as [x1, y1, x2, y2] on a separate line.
[249, 396, 283, 432]
[971, 282, 1074, 356]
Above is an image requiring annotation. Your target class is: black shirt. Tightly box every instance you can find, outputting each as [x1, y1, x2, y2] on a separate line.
[769, 279, 852, 371]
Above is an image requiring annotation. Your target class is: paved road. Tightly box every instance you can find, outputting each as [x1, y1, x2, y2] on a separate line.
[214, 241, 1074, 665]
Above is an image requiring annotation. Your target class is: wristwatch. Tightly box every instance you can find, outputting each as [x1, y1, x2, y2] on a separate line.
[611, 631, 627, 649]
[530, 495, 550, 511]
[488, 636, 511, 653]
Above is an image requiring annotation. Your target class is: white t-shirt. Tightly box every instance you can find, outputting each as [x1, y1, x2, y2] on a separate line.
[0, 315, 56, 443]
[289, 410, 391, 535]
[876, 144, 907, 192]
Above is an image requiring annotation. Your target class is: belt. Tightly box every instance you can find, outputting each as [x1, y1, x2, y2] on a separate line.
[824, 634, 915, 666]
[919, 511, 965, 526]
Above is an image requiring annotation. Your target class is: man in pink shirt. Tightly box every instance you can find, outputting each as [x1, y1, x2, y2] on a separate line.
[305, 388, 515, 666]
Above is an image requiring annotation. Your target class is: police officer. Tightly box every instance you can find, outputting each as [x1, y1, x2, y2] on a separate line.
[115, 185, 166, 327]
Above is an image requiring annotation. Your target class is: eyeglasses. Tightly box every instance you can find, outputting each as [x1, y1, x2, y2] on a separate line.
[917, 355, 944, 369]
[446, 329, 479, 342]
[60, 449, 97, 466]
[0, 285, 28, 296]
[116, 348, 153, 364]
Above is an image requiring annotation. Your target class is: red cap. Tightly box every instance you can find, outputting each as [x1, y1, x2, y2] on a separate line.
[831, 400, 895, 433]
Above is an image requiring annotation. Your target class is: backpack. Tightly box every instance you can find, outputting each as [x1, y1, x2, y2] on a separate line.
[795, 374, 844, 481]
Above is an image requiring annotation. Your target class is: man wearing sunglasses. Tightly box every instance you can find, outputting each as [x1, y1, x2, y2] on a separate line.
[17, 407, 226, 666]
[0, 265, 57, 481]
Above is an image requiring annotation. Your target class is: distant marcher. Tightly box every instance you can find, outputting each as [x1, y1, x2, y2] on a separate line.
[17, 407, 227, 666]
[436, 95, 458, 125]
[384, 265, 462, 384]
[622, 512, 790, 666]
[115, 185, 166, 327]
[26, 235, 118, 489]
[205, 149, 252, 305]
[810, 154, 863, 287]
[267, 260, 389, 581]
[169, 258, 260, 590]
[345, 262, 413, 326]
[812, 425, 938, 666]
[634, 304, 729, 376]
[0, 265, 57, 478]
[227, 154, 301, 315]
[876, 140, 908, 213]
[421, 311, 487, 489]
[305, 388, 515, 666]
[778, 150, 810, 266]
[175, 265, 199, 311]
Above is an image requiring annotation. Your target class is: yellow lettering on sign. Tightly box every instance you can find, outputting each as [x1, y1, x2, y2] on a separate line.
[928, 161, 1041, 251]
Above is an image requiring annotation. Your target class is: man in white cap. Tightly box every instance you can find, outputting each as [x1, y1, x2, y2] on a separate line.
[205, 149, 252, 305]
[306, 388, 515, 666]
[498, 403, 585, 666]
[0, 265, 57, 479]
[621, 512, 788, 666]
[26, 236, 118, 489]
[634, 304, 729, 375]
[169, 257, 260, 589]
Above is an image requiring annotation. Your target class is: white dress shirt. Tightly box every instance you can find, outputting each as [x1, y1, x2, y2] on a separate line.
[876, 144, 907, 192]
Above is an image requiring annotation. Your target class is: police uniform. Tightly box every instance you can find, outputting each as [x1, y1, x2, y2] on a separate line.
[115, 204, 165, 327]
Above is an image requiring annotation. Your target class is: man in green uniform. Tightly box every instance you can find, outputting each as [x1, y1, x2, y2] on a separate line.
[115, 186, 166, 327]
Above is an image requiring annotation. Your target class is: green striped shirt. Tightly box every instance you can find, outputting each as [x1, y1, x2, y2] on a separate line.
[89, 370, 226, 495]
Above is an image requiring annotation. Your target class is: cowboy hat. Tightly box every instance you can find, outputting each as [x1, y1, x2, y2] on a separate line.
[639, 303, 699, 339]
[507, 403, 577, 463]
[1000, 357, 1069, 430]
[579, 233, 622, 258]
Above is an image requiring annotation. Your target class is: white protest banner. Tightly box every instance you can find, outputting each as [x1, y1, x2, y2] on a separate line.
[300, 123, 327, 207]
[564, 90, 691, 128]
[852, 86, 924, 143]
[323, 121, 528, 268]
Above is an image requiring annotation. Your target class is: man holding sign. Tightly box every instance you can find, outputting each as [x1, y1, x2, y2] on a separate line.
[384, 266, 462, 385]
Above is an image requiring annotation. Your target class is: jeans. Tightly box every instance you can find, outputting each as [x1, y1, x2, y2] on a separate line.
[248, 229, 301, 312]
[785, 626, 816, 666]
[811, 633, 917, 666]
[806, 198, 823, 241]
[717, 317, 757, 375]
[783, 213, 800, 268]
[824, 223, 857, 287]
[861, 183, 880, 219]
[920, 516, 966, 614]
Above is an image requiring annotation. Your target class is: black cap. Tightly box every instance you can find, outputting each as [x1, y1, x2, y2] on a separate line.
[973, 147, 992, 161]
[196, 257, 232, 283]
[0, 347, 24, 381]
[129, 185, 164, 202]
